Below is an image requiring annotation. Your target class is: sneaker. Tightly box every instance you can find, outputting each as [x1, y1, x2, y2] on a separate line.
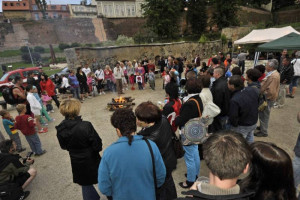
[42, 123, 48, 126]
[254, 131, 268, 137]
[49, 118, 55, 122]
[20, 191, 30, 200]
[35, 150, 47, 156]
[17, 147, 26, 153]
[51, 110, 55, 113]
[38, 128, 48, 134]
[102, 92, 106, 94]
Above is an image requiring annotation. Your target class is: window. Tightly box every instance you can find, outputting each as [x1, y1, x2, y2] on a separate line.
[45, 13, 49, 19]
[10, 3, 14, 6]
[32, 5, 38, 10]
[127, 5, 131, 16]
[115, 5, 119, 16]
[104, 5, 108, 15]
[34, 13, 40, 20]
[23, 3, 26, 6]
[4, 3, 8, 6]
[8, 73, 21, 82]
[16, 3, 20, 6]
[131, 5, 135, 16]
[120, 5, 125, 16]
[109, 5, 113, 16]
[53, 12, 58, 18]
[61, 6, 67, 11]
[51, 5, 56, 10]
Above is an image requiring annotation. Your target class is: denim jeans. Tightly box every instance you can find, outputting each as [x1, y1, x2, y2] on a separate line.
[82, 185, 100, 200]
[106, 80, 115, 92]
[25, 134, 43, 154]
[46, 104, 53, 112]
[230, 124, 256, 143]
[9, 133, 23, 151]
[258, 100, 274, 135]
[71, 87, 80, 99]
[293, 156, 300, 190]
[183, 145, 200, 182]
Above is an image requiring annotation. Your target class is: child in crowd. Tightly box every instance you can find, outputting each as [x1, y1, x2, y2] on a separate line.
[14, 104, 46, 156]
[148, 68, 155, 90]
[136, 73, 143, 90]
[0, 110, 26, 152]
[42, 91, 54, 113]
[87, 72, 93, 94]
[91, 73, 98, 97]
[163, 68, 171, 89]
[26, 85, 48, 134]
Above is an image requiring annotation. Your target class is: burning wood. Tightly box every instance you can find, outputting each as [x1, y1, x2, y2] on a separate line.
[107, 97, 135, 111]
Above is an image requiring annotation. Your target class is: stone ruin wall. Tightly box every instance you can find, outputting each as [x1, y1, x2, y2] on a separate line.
[64, 41, 223, 69]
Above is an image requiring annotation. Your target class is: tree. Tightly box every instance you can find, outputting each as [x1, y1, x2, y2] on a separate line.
[142, 0, 184, 38]
[35, 0, 47, 19]
[212, 0, 239, 30]
[186, 0, 207, 35]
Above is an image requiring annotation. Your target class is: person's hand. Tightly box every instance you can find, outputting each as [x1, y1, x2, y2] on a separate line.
[283, 80, 287, 84]
[190, 181, 200, 190]
[26, 158, 34, 165]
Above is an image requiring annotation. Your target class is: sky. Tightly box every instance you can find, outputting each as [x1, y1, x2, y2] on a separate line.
[0, 0, 85, 12]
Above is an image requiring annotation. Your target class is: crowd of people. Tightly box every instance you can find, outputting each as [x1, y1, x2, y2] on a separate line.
[0, 49, 299, 200]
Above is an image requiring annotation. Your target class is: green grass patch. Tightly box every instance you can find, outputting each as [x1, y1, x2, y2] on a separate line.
[0, 49, 22, 57]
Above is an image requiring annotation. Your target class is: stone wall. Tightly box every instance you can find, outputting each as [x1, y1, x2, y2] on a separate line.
[237, 6, 272, 26]
[64, 41, 223, 69]
[274, 9, 300, 24]
[222, 26, 253, 43]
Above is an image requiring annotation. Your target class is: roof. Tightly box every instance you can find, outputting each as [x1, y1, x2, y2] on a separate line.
[256, 32, 300, 52]
[234, 26, 300, 45]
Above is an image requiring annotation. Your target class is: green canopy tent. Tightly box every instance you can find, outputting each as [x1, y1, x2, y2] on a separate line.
[256, 32, 300, 52]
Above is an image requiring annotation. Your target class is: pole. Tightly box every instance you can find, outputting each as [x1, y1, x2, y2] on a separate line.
[26, 41, 34, 67]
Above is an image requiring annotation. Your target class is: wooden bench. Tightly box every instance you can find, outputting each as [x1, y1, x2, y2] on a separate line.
[0, 101, 7, 110]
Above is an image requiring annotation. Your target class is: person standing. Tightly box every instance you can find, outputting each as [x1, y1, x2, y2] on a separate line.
[237, 51, 248, 75]
[39, 74, 60, 108]
[274, 57, 294, 108]
[194, 55, 201, 67]
[68, 70, 80, 100]
[98, 108, 166, 200]
[56, 99, 102, 200]
[209, 67, 230, 133]
[82, 64, 92, 77]
[288, 51, 300, 98]
[227, 75, 259, 143]
[94, 67, 105, 95]
[255, 59, 280, 137]
[104, 65, 115, 92]
[114, 62, 124, 95]
[76, 67, 90, 101]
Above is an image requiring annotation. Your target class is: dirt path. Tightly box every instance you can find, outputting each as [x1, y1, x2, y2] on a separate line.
[0, 78, 299, 200]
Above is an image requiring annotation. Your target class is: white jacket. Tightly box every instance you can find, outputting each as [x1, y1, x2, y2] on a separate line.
[199, 88, 213, 106]
[27, 92, 42, 116]
[292, 58, 300, 76]
[61, 77, 70, 88]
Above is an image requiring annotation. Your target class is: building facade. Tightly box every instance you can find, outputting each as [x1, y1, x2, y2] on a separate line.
[69, 4, 97, 18]
[31, 4, 70, 20]
[95, 0, 145, 18]
[2, 0, 32, 20]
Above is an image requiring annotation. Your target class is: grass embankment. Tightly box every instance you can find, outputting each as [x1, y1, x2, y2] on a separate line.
[0, 47, 63, 58]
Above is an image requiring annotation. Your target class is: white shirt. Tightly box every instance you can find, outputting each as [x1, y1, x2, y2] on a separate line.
[114, 67, 124, 79]
[95, 69, 104, 80]
[61, 77, 70, 88]
[292, 58, 300, 76]
[82, 67, 91, 76]
[27, 92, 42, 116]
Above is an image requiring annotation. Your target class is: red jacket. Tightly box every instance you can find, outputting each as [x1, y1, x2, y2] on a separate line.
[15, 114, 36, 136]
[40, 79, 55, 97]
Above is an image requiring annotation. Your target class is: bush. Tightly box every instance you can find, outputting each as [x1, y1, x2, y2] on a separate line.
[199, 35, 208, 43]
[58, 43, 70, 50]
[84, 43, 93, 47]
[71, 42, 81, 48]
[115, 35, 134, 46]
[22, 52, 41, 63]
[20, 46, 33, 53]
[221, 34, 227, 44]
[34, 46, 45, 53]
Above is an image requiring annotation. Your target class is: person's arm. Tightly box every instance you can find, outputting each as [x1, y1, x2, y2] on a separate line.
[211, 87, 223, 108]
[7, 156, 30, 176]
[13, 88, 26, 99]
[88, 123, 102, 153]
[98, 156, 112, 196]
[151, 142, 166, 188]
[228, 100, 239, 127]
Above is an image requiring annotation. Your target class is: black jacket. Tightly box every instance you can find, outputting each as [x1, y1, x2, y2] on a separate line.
[56, 116, 102, 186]
[176, 190, 255, 200]
[138, 116, 177, 174]
[76, 73, 87, 85]
[280, 64, 294, 84]
[211, 76, 230, 117]
[175, 95, 204, 129]
[228, 87, 259, 127]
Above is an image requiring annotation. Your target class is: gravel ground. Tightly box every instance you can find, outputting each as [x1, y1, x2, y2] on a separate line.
[0, 78, 299, 200]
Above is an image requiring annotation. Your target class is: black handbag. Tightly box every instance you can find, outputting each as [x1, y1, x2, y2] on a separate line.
[172, 134, 185, 159]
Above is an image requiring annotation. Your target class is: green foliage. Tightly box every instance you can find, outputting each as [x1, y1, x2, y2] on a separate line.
[58, 43, 70, 50]
[221, 34, 227, 44]
[50, 57, 66, 63]
[20, 46, 33, 53]
[142, 0, 183, 38]
[212, 0, 239, 29]
[101, 40, 116, 47]
[84, 44, 93, 47]
[0, 50, 21, 57]
[35, 0, 47, 19]
[34, 46, 45, 53]
[199, 35, 208, 43]
[187, 0, 207, 35]
[71, 42, 81, 48]
[115, 35, 134, 46]
[21, 52, 41, 63]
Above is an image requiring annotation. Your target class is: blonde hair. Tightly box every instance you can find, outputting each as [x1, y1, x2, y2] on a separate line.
[105, 65, 111, 70]
[59, 98, 81, 119]
[16, 104, 26, 114]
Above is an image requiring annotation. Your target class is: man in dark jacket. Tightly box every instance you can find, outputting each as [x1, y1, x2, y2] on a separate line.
[135, 102, 177, 200]
[227, 75, 259, 143]
[209, 67, 230, 133]
[176, 131, 254, 200]
[274, 57, 294, 108]
[27, 71, 41, 94]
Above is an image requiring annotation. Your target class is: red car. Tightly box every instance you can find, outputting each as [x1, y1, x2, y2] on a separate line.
[0, 67, 40, 91]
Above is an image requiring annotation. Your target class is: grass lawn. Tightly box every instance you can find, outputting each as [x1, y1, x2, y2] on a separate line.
[0, 49, 22, 57]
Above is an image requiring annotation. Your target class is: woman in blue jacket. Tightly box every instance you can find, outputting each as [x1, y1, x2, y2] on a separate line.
[98, 108, 166, 200]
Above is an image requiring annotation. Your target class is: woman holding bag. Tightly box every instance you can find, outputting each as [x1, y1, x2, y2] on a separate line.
[175, 78, 203, 188]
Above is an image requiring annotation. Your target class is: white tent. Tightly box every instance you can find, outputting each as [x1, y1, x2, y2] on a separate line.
[234, 26, 300, 45]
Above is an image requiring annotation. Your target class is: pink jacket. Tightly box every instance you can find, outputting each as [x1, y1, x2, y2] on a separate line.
[41, 94, 52, 105]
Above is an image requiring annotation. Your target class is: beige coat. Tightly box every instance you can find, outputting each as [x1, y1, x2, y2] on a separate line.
[261, 70, 280, 101]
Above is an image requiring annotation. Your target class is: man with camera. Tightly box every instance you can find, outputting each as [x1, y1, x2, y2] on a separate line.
[0, 139, 36, 200]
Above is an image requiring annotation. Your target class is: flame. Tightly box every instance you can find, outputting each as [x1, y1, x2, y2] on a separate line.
[114, 97, 126, 103]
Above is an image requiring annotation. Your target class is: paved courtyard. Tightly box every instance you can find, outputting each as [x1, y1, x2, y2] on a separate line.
[0, 78, 299, 200]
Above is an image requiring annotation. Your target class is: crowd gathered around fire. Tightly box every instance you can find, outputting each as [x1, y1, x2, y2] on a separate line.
[0, 49, 300, 200]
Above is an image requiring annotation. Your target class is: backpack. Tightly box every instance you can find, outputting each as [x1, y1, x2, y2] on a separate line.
[2, 87, 19, 105]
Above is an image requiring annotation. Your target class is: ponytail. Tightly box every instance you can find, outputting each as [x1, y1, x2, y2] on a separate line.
[127, 135, 133, 146]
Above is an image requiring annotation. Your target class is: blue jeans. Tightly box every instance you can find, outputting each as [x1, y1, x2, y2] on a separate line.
[258, 100, 274, 135]
[106, 80, 115, 92]
[82, 185, 100, 200]
[183, 145, 200, 182]
[71, 87, 80, 99]
[230, 124, 256, 143]
[9, 133, 23, 151]
[25, 134, 43, 154]
[289, 76, 300, 92]
[293, 156, 300, 189]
